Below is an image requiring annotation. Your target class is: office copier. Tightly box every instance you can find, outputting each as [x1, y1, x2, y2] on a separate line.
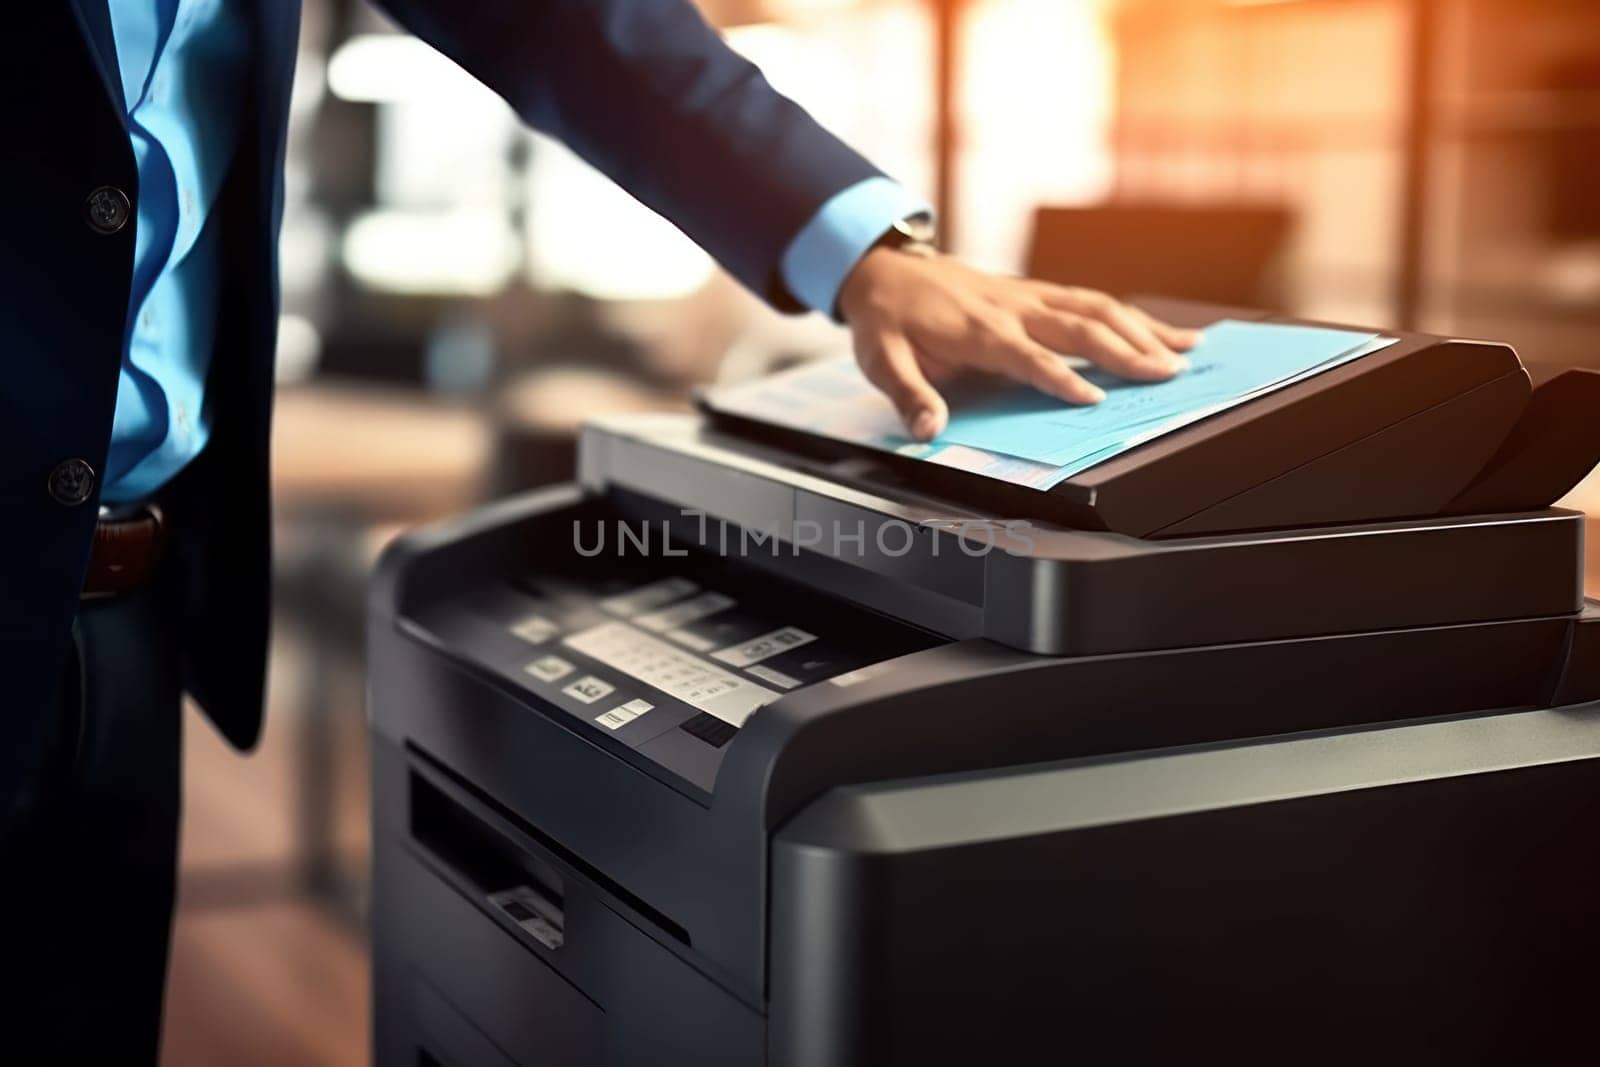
[369, 300, 1600, 1065]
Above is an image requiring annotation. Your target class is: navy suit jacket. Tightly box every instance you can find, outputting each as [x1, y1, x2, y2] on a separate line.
[1, 1, 877, 783]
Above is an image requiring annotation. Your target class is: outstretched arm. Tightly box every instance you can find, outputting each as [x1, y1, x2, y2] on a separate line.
[375, 0, 876, 306]
[376, 0, 1197, 439]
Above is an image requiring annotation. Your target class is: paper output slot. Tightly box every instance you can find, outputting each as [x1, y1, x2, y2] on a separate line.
[406, 751, 692, 947]
[409, 771, 566, 925]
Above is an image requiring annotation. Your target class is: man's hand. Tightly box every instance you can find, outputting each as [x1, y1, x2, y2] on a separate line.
[836, 247, 1201, 441]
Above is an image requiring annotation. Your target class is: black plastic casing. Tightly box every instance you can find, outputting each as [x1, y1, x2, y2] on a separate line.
[369, 482, 1599, 1064]
[369, 300, 1600, 1065]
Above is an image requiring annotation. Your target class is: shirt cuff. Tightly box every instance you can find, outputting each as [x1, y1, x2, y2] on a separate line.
[780, 176, 934, 318]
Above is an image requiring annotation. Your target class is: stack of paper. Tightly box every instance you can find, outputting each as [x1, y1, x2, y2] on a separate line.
[706, 319, 1396, 491]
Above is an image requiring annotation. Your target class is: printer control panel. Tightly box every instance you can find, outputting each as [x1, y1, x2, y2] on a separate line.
[413, 548, 937, 795]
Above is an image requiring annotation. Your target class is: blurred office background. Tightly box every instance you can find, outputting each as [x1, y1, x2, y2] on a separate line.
[161, 1, 1600, 1062]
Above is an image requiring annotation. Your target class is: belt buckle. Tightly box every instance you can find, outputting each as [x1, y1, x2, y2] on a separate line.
[82, 502, 165, 601]
[98, 501, 157, 522]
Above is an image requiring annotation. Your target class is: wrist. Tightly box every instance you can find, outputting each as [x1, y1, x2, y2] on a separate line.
[833, 210, 938, 322]
[837, 245, 910, 324]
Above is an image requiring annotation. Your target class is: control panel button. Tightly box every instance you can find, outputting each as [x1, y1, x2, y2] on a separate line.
[510, 614, 560, 644]
[713, 627, 816, 669]
[523, 655, 574, 683]
[562, 675, 615, 704]
[595, 698, 655, 731]
[748, 665, 802, 690]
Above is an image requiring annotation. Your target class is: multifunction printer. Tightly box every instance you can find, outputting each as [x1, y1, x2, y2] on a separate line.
[369, 300, 1600, 1065]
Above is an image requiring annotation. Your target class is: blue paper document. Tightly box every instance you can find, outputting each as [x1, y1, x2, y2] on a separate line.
[706, 319, 1396, 491]
[938, 320, 1381, 466]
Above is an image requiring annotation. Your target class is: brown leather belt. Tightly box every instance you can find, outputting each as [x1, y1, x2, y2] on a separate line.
[82, 505, 167, 601]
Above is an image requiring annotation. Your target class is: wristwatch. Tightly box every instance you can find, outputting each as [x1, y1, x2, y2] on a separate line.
[876, 210, 939, 258]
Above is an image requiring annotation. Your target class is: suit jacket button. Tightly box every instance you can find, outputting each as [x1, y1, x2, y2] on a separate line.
[48, 459, 96, 506]
[84, 186, 131, 235]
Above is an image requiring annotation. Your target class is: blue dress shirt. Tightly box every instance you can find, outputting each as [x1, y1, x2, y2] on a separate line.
[780, 175, 933, 318]
[104, 0, 247, 503]
[104, 6, 921, 502]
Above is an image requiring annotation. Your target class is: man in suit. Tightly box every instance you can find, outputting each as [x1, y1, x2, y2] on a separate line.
[1, 0, 1195, 1057]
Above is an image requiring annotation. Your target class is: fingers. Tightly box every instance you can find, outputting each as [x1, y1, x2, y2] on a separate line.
[847, 265, 1204, 429]
[1023, 310, 1175, 383]
[1099, 302, 1188, 369]
[1135, 307, 1203, 352]
[979, 327, 1105, 405]
[1035, 285, 1202, 366]
[857, 330, 949, 440]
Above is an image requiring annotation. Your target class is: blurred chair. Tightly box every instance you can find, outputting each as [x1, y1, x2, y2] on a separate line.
[1025, 203, 1295, 311]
